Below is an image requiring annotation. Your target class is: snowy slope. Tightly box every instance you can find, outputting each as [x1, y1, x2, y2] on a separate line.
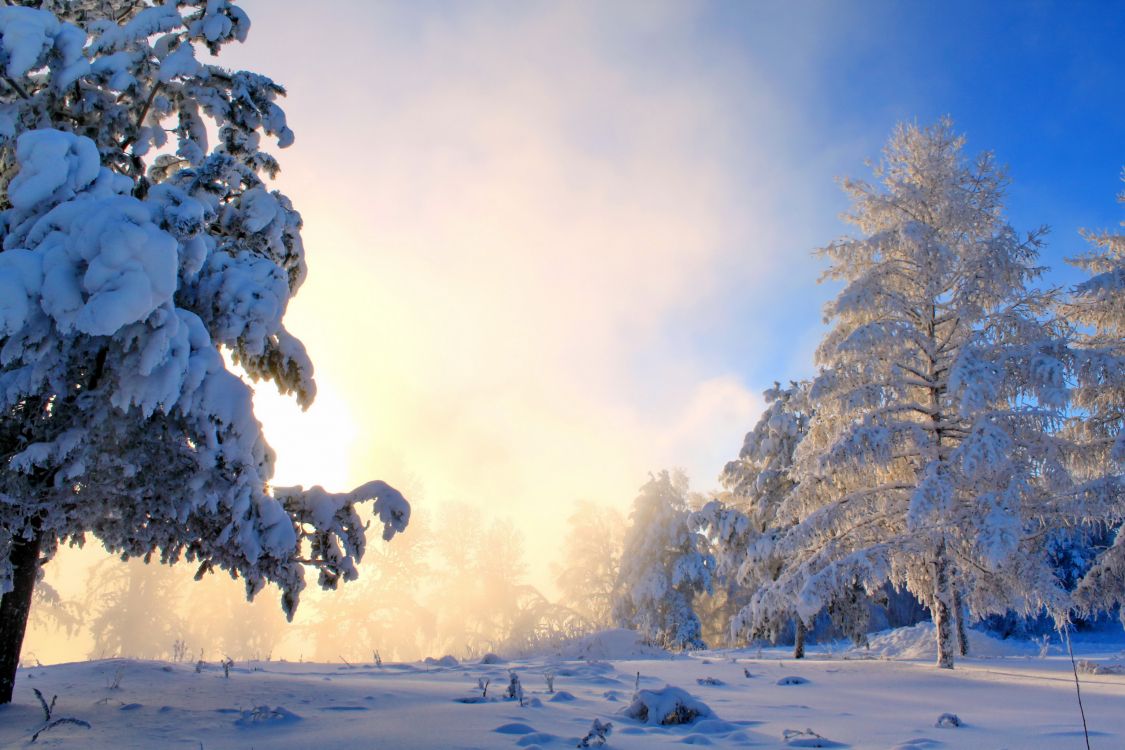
[2, 632, 1124, 749]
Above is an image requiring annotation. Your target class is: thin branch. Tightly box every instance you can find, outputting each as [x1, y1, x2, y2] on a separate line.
[3, 74, 31, 100]
[121, 81, 162, 153]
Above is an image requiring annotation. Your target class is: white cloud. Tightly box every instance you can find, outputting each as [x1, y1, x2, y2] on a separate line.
[221, 0, 817, 586]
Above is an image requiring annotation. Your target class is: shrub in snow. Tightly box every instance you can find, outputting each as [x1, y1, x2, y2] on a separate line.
[505, 669, 525, 705]
[0, 0, 410, 704]
[623, 685, 713, 726]
[776, 675, 809, 686]
[29, 688, 90, 743]
[233, 705, 301, 727]
[934, 713, 962, 728]
[577, 718, 613, 747]
[613, 471, 713, 651]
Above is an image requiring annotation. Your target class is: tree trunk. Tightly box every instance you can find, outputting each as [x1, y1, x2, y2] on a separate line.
[932, 548, 955, 669]
[953, 588, 968, 657]
[793, 619, 806, 659]
[0, 532, 42, 704]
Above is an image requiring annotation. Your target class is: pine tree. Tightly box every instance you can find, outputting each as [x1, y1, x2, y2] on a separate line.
[746, 119, 1072, 668]
[0, 1, 409, 702]
[553, 500, 625, 631]
[612, 471, 712, 651]
[697, 381, 812, 655]
[1068, 174, 1125, 619]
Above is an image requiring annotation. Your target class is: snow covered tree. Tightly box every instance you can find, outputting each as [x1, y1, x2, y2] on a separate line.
[85, 557, 184, 660]
[0, 1, 409, 702]
[691, 381, 811, 654]
[553, 500, 625, 631]
[745, 119, 1073, 668]
[612, 471, 712, 651]
[1067, 174, 1125, 619]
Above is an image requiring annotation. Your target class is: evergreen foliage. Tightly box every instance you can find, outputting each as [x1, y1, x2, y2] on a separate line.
[742, 119, 1076, 668]
[0, 0, 408, 702]
[1067, 175, 1125, 620]
[612, 471, 712, 651]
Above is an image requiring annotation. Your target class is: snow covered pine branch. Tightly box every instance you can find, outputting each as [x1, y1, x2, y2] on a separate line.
[0, 1, 409, 703]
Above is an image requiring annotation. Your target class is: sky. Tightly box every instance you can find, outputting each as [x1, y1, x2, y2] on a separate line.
[210, 0, 1125, 593]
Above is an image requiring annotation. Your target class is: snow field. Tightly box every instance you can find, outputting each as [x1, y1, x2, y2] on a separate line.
[3, 634, 1124, 749]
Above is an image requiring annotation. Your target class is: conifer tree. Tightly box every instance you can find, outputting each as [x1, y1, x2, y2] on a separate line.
[1068, 175, 1125, 618]
[746, 119, 1072, 668]
[554, 501, 625, 631]
[0, 1, 408, 702]
[612, 471, 712, 650]
[697, 381, 812, 656]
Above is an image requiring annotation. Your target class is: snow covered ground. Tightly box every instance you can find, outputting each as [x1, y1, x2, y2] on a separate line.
[3, 627, 1124, 749]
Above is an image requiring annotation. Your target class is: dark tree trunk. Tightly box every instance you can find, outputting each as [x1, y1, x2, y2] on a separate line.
[953, 588, 968, 657]
[793, 619, 806, 659]
[0, 532, 42, 704]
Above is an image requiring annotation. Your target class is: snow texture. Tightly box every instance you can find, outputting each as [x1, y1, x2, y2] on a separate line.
[5, 631, 1121, 748]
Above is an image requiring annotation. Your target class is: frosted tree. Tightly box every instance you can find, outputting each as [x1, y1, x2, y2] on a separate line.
[553, 500, 625, 631]
[1068, 174, 1125, 618]
[85, 558, 184, 660]
[0, 1, 409, 702]
[718, 381, 812, 655]
[702, 381, 877, 654]
[612, 471, 712, 650]
[745, 119, 1073, 668]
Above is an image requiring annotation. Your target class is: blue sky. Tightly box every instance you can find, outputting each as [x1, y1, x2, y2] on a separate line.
[224, 0, 1123, 583]
[658, 0, 1125, 389]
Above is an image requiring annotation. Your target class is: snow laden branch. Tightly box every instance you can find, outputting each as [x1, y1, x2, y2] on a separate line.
[0, 1, 409, 704]
[276, 482, 410, 591]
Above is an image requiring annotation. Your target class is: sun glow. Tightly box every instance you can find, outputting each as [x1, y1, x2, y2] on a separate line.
[251, 374, 357, 493]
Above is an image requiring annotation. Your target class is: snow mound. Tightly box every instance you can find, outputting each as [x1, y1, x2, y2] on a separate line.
[549, 629, 669, 661]
[423, 655, 459, 668]
[233, 705, 301, 727]
[855, 623, 1035, 660]
[623, 685, 713, 725]
[777, 675, 809, 686]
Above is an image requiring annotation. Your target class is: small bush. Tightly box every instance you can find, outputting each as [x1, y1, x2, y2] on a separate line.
[623, 685, 712, 726]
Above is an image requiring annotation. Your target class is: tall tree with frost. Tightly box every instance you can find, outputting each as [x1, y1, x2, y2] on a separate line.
[612, 471, 712, 651]
[0, 1, 409, 702]
[553, 500, 625, 631]
[1068, 175, 1125, 618]
[695, 381, 814, 656]
[745, 119, 1073, 668]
